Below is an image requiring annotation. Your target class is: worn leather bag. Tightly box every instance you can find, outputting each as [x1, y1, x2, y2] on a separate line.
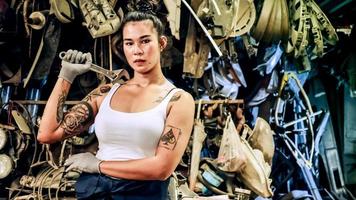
[215, 115, 273, 197]
[238, 129, 273, 198]
[246, 117, 275, 165]
[216, 114, 246, 173]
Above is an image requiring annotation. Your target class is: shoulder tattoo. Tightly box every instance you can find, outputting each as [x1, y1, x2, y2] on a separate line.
[169, 93, 181, 102]
[99, 85, 111, 93]
[83, 85, 111, 102]
[60, 101, 94, 136]
[154, 89, 182, 103]
[159, 125, 182, 151]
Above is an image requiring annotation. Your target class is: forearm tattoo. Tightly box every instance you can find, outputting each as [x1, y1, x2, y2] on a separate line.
[159, 125, 182, 150]
[56, 91, 67, 123]
[60, 101, 94, 136]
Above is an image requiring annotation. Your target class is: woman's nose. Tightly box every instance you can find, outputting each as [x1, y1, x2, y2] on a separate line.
[133, 44, 143, 55]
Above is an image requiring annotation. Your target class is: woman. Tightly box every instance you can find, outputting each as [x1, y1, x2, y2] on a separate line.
[38, 11, 195, 199]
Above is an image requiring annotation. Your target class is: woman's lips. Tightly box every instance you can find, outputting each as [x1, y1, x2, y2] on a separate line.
[134, 59, 146, 64]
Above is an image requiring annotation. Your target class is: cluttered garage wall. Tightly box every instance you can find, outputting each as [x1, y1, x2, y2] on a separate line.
[1, 0, 355, 199]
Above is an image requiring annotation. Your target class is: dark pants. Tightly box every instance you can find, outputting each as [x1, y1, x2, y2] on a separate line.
[75, 173, 169, 200]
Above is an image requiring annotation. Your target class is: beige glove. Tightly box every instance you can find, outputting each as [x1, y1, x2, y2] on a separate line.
[64, 152, 102, 174]
[58, 49, 92, 83]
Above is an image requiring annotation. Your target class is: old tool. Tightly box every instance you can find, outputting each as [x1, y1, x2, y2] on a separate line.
[59, 51, 129, 84]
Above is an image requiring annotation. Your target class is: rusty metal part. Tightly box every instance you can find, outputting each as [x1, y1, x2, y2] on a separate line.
[79, 0, 122, 38]
[182, 0, 223, 56]
[280, 0, 289, 41]
[28, 10, 49, 30]
[310, 13, 323, 57]
[208, 0, 240, 38]
[20, 175, 36, 187]
[0, 123, 16, 130]
[252, 0, 274, 42]
[163, 0, 181, 40]
[50, 0, 74, 23]
[11, 110, 31, 134]
[252, 0, 289, 43]
[183, 17, 210, 78]
[231, 0, 256, 37]
[308, 0, 338, 45]
[22, 0, 31, 37]
[2, 68, 22, 86]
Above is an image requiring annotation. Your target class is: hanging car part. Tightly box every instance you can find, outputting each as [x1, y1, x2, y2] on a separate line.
[163, 0, 181, 40]
[230, 0, 256, 37]
[286, 0, 338, 62]
[79, 0, 122, 38]
[203, 0, 240, 38]
[11, 110, 31, 134]
[50, 0, 75, 23]
[183, 16, 210, 78]
[252, 0, 273, 42]
[181, 0, 223, 56]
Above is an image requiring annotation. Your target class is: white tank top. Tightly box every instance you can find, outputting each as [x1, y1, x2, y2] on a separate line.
[95, 83, 181, 161]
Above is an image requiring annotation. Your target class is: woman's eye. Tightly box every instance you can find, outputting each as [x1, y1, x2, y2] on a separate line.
[124, 42, 133, 46]
[142, 39, 151, 44]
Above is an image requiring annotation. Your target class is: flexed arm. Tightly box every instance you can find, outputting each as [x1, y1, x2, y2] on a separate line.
[38, 50, 101, 144]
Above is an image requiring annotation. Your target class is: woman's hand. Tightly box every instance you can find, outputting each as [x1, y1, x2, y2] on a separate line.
[59, 49, 92, 83]
[64, 152, 102, 174]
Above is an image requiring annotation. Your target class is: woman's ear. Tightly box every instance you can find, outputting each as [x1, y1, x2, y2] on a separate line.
[159, 36, 168, 51]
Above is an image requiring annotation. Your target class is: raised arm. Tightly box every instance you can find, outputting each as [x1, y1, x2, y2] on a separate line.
[37, 81, 111, 144]
[98, 90, 195, 180]
[38, 50, 102, 144]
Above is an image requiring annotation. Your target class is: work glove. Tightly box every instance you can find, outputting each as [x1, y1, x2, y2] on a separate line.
[64, 152, 102, 174]
[58, 49, 92, 83]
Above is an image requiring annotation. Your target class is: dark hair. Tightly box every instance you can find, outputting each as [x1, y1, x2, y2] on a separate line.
[120, 11, 164, 37]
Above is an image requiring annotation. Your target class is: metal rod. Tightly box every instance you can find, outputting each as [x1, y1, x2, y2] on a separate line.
[181, 0, 223, 56]
[283, 110, 323, 128]
[12, 100, 80, 105]
[0, 123, 16, 130]
[109, 35, 113, 71]
[194, 99, 244, 105]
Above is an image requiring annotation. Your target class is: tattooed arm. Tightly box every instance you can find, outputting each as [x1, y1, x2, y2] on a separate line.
[37, 78, 111, 144]
[99, 91, 195, 180]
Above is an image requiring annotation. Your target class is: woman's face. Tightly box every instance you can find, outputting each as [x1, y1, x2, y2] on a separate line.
[122, 20, 165, 74]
